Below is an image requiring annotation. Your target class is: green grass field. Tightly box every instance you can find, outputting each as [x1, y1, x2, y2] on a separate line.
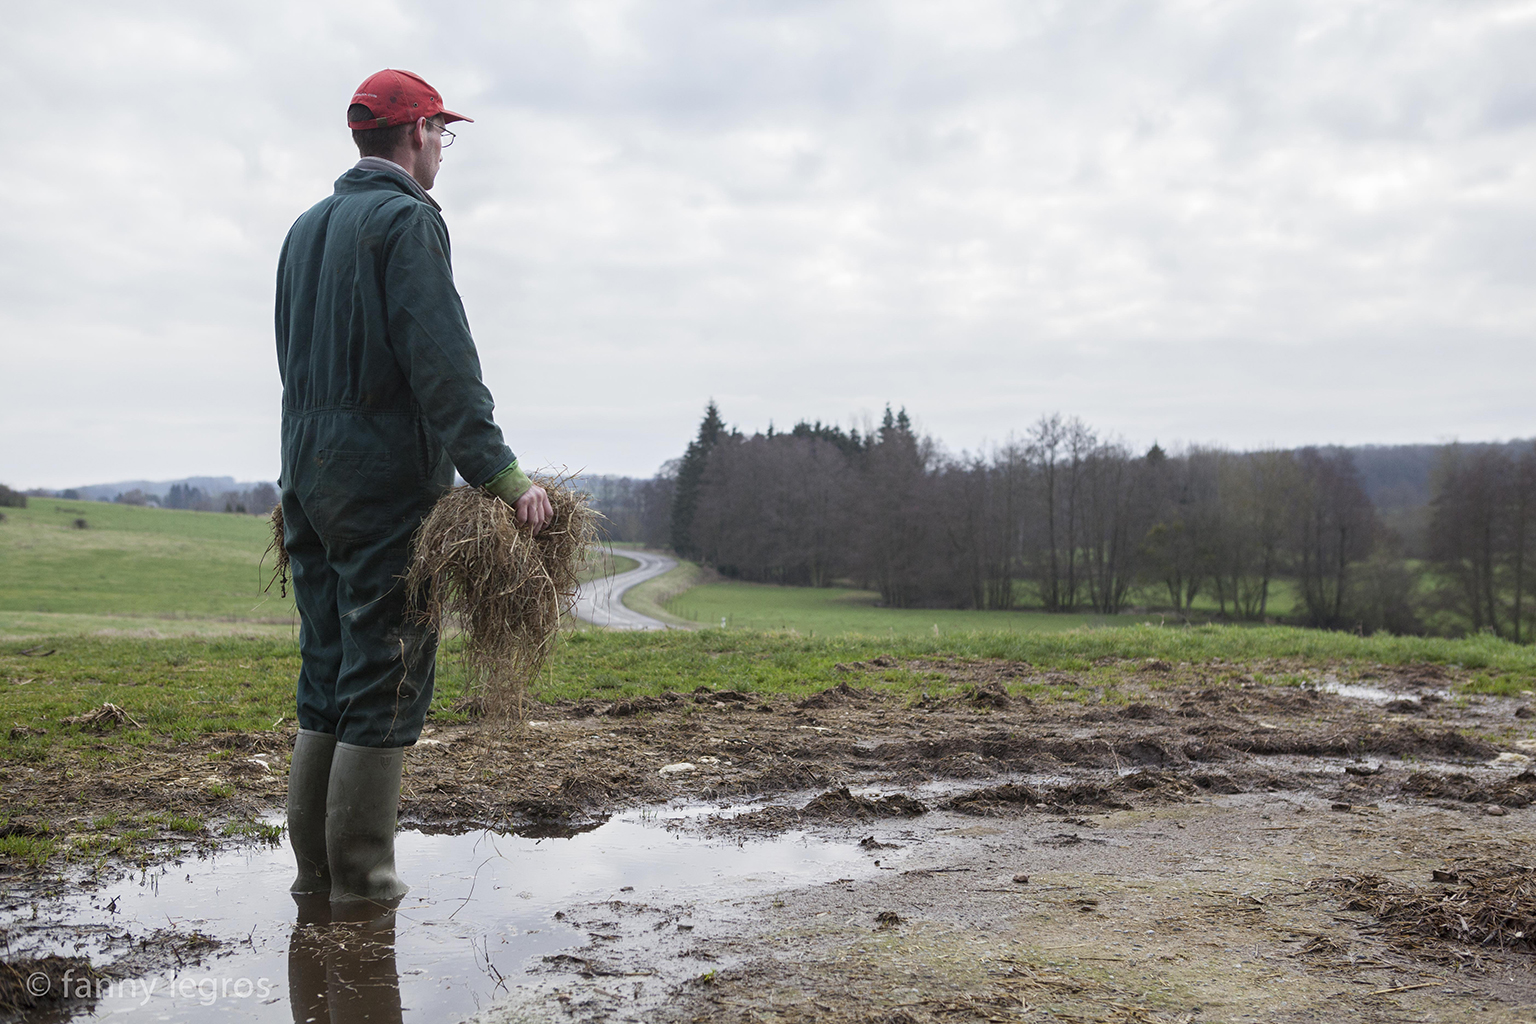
[5, 624, 1535, 764]
[0, 497, 295, 633]
[0, 499, 638, 640]
[665, 580, 1160, 636]
[7, 499, 1536, 869]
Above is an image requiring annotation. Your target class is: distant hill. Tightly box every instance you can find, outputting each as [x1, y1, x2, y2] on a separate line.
[1345, 440, 1534, 513]
[55, 477, 275, 503]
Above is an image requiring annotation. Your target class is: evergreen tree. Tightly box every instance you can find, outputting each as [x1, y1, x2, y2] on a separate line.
[669, 401, 725, 555]
[790, 419, 866, 459]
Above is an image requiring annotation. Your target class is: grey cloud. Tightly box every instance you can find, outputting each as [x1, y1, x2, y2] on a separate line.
[3, 0, 1534, 490]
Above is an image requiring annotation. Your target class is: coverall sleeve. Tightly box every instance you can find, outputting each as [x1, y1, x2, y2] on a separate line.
[381, 205, 517, 487]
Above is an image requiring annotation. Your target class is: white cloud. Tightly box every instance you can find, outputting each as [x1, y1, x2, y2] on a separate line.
[2, 0, 1534, 489]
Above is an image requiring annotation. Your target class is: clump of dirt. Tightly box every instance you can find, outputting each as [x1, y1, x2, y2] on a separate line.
[801, 787, 926, 819]
[1240, 724, 1497, 761]
[964, 683, 1013, 709]
[1190, 770, 1243, 794]
[0, 955, 98, 1017]
[945, 783, 1030, 814]
[1116, 702, 1169, 721]
[708, 787, 926, 833]
[797, 682, 871, 709]
[0, 925, 222, 1019]
[1316, 864, 1536, 954]
[601, 693, 683, 717]
[945, 770, 1203, 816]
[1402, 769, 1536, 808]
[1119, 768, 1204, 799]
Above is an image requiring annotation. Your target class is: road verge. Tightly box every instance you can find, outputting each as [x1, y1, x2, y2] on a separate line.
[620, 559, 710, 628]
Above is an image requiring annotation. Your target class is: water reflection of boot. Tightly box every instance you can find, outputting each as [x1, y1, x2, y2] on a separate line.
[326, 902, 405, 1024]
[287, 894, 331, 1024]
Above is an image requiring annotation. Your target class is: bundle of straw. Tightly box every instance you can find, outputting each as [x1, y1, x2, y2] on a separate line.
[405, 477, 599, 714]
[265, 504, 290, 598]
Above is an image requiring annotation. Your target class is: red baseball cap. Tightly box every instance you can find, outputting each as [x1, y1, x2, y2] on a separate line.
[348, 69, 472, 130]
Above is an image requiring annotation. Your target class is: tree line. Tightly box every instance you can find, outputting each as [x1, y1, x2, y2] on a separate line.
[106, 482, 280, 513]
[589, 403, 1536, 641]
[7, 481, 282, 514]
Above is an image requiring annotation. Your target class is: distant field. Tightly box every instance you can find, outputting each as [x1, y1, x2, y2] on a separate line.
[0, 498, 294, 628]
[1169, 580, 1300, 618]
[0, 499, 639, 640]
[664, 580, 1160, 636]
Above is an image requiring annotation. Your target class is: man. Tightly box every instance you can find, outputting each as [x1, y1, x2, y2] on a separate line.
[275, 69, 551, 906]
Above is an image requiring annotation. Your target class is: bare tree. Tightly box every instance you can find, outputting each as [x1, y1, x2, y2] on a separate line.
[1027, 415, 1095, 611]
[1142, 447, 1217, 613]
[1428, 443, 1536, 641]
[1077, 440, 1155, 614]
[1292, 448, 1377, 629]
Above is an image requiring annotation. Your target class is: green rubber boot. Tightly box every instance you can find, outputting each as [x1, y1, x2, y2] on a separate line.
[287, 730, 337, 894]
[325, 742, 409, 905]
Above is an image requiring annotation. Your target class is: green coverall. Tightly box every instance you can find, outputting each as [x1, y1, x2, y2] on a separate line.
[275, 165, 519, 748]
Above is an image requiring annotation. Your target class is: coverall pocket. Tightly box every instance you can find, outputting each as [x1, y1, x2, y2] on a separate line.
[305, 448, 420, 544]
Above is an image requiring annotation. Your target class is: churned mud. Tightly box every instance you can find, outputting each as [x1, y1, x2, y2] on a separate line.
[6, 656, 1536, 1022]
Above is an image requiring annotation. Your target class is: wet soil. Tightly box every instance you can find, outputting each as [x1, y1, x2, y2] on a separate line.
[7, 656, 1536, 1022]
[2, 657, 1520, 848]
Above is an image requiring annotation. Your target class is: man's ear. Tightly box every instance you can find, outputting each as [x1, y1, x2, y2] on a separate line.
[410, 116, 427, 151]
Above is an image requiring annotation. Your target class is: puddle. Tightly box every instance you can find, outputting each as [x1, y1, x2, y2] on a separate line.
[7, 807, 877, 1023]
[1310, 674, 1452, 704]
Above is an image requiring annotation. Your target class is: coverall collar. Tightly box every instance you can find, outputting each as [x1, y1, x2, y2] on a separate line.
[345, 157, 442, 211]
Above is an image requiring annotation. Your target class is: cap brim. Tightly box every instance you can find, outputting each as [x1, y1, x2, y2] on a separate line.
[440, 109, 473, 125]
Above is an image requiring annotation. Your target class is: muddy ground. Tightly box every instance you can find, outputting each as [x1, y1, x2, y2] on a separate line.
[7, 655, 1536, 1022]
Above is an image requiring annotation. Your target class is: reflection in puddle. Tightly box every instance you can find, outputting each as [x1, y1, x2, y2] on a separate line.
[289, 898, 406, 1024]
[1311, 674, 1452, 704]
[12, 808, 872, 1023]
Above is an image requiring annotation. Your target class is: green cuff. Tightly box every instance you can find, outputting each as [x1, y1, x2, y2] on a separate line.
[483, 461, 534, 504]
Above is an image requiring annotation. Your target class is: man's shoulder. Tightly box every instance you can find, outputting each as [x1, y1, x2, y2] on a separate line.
[285, 180, 438, 243]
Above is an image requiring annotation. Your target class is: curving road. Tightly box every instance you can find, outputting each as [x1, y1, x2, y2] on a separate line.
[574, 549, 678, 630]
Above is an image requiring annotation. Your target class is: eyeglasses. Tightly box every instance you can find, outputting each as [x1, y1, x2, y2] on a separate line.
[435, 123, 455, 148]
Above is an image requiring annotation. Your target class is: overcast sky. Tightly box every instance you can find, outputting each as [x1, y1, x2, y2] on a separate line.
[3, 0, 1534, 489]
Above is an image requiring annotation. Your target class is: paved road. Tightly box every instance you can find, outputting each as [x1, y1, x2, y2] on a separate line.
[574, 548, 678, 630]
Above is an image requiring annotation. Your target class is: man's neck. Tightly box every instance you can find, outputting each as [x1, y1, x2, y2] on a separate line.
[365, 155, 416, 181]
[353, 156, 438, 209]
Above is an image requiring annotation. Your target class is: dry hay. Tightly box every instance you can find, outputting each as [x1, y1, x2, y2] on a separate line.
[265, 503, 289, 599]
[405, 478, 598, 715]
[60, 703, 140, 731]
[262, 482, 598, 715]
[1316, 864, 1536, 956]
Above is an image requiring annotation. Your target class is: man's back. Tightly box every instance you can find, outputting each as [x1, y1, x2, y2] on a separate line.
[275, 165, 512, 492]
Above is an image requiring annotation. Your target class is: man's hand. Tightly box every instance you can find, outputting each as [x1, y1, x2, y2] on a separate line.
[484, 462, 552, 532]
[514, 483, 553, 533]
